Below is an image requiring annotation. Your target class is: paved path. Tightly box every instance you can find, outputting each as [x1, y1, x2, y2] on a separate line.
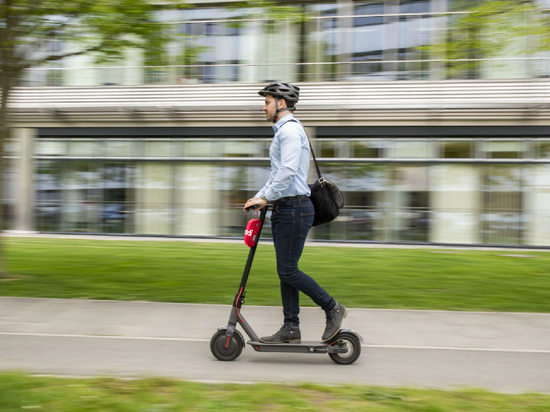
[1, 297, 549, 393]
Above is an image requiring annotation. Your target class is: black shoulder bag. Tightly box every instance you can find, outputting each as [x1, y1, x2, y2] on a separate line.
[305, 133, 344, 227]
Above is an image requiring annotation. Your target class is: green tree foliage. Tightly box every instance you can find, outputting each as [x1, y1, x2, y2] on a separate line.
[424, 0, 550, 77]
[0, 0, 182, 274]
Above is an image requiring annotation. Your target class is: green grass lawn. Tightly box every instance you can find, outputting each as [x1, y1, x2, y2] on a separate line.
[2, 237, 550, 312]
[1, 373, 550, 412]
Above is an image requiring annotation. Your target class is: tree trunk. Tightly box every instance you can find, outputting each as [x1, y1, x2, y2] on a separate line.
[0, 0, 17, 276]
[0, 73, 10, 276]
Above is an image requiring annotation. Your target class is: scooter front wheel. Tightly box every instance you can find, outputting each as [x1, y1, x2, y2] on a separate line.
[210, 329, 243, 361]
[328, 331, 361, 365]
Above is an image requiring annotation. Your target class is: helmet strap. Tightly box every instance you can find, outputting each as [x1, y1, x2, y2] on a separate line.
[273, 97, 280, 123]
[272, 97, 295, 123]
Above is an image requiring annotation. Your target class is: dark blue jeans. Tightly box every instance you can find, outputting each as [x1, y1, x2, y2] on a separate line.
[271, 196, 335, 326]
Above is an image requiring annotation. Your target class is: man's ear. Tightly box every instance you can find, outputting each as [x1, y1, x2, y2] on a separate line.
[278, 99, 287, 109]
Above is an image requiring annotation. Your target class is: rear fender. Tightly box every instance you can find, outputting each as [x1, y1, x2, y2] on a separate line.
[332, 328, 363, 343]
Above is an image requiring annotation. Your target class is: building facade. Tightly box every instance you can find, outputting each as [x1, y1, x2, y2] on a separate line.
[5, 0, 550, 247]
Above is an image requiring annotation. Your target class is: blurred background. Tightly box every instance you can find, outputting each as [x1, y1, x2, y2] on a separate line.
[4, 0, 550, 248]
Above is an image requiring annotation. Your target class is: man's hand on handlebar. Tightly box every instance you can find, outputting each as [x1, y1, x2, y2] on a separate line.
[243, 197, 267, 212]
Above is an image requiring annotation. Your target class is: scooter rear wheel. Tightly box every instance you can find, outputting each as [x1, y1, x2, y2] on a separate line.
[210, 330, 243, 361]
[328, 331, 361, 365]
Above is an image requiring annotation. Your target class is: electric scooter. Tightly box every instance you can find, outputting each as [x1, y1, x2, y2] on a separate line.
[210, 205, 363, 365]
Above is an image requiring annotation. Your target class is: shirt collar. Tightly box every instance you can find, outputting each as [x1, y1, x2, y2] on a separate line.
[272, 113, 296, 133]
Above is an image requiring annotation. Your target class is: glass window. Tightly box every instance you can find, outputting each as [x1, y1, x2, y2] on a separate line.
[161, 7, 251, 84]
[342, 163, 389, 241]
[481, 140, 525, 159]
[135, 162, 174, 235]
[352, 3, 385, 79]
[390, 165, 430, 242]
[259, 139, 272, 158]
[4, 139, 20, 157]
[448, 0, 478, 12]
[397, 0, 432, 80]
[35, 139, 67, 157]
[175, 162, 219, 236]
[354, 3, 384, 27]
[35, 160, 62, 232]
[352, 140, 386, 158]
[441, 141, 474, 158]
[318, 140, 339, 158]
[146, 140, 174, 157]
[223, 140, 254, 158]
[69, 140, 99, 157]
[226, 22, 241, 37]
[321, 7, 339, 30]
[481, 165, 524, 245]
[60, 161, 103, 233]
[430, 164, 481, 244]
[352, 51, 384, 77]
[400, 0, 430, 14]
[169, 141, 184, 157]
[306, 4, 342, 81]
[184, 139, 215, 157]
[3, 161, 18, 230]
[107, 140, 134, 157]
[102, 164, 135, 234]
[217, 162, 263, 237]
[525, 164, 550, 246]
[537, 140, 550, 159]
[391, 140, 433, 158]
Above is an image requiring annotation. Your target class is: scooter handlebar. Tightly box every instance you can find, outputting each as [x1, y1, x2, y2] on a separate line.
[244, 204, 260, 212]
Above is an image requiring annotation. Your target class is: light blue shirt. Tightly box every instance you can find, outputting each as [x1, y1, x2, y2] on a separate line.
[255, 113, 311, 201]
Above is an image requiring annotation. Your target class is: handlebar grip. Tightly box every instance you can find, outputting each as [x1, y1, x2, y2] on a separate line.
[244, 204, 260, 212]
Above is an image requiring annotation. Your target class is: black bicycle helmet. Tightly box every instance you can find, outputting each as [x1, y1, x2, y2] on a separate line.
[258, 82, 300, 122]
[258, 82, 300, 103]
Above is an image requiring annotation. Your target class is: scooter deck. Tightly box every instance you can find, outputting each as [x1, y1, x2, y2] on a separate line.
[247, 340, 348, 354]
